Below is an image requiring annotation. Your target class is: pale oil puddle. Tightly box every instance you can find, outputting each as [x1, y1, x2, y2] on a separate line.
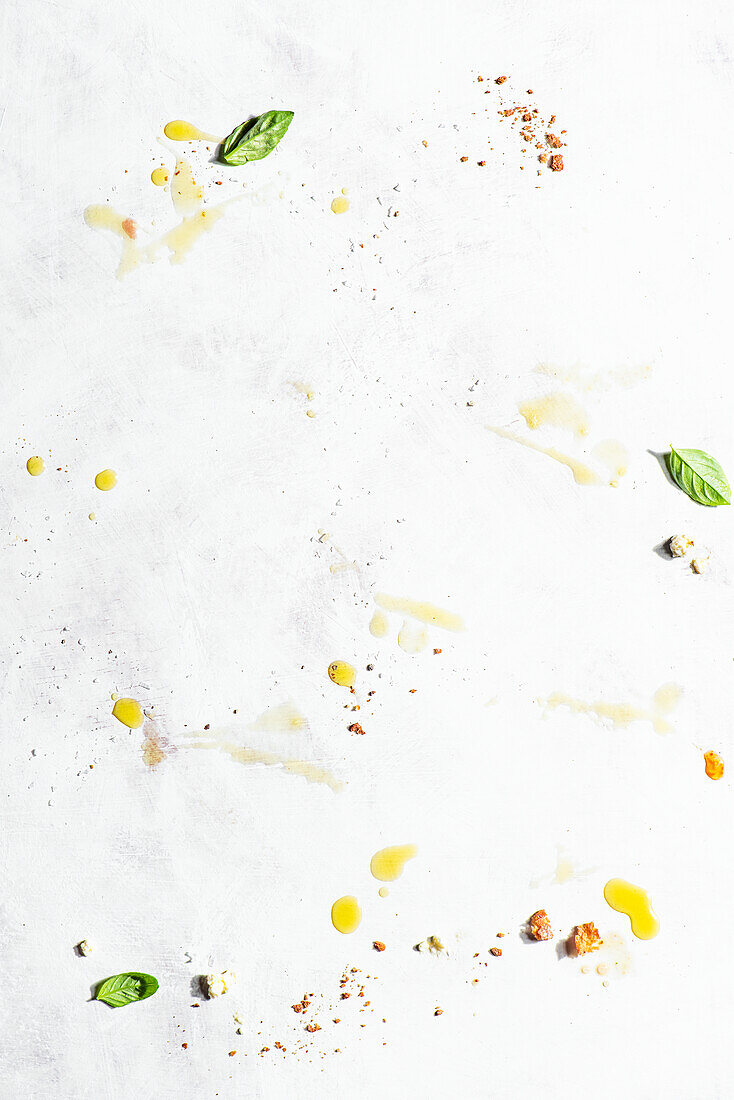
[519, 392, 589, 437]
[370, 844, 418, 881]
[141, 719, 172, 768]
[249, 703, 307, 734]
[579, 932, 632, 982]
[397, 620, 429, 654]
[541, 683, 681, 735]
[530, 845, 595, 889]
[487, 426, 601, 486]
[369, 610, 390, 638]
[191, 738, 343, 792]
[163, 119, 221, 143]
[536, 362, 652, 393]
[604, 878, 659, 939]
[592, 439, 628, 486]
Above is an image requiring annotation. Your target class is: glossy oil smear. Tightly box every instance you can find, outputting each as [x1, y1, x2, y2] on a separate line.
[374, 593, 464, 632]
[487, 425, 601, 486]
[163, 120, 221, 143]
[328, 661, 356, 688]
[95, 469, 117, 491]
[83, 206, 141, 278]
[542, 683, 680, 735]
[112, 698, 144, 729]
[26, 456, 44, 476]
[331, 895, 361, 934]
[518, 392, 590, 437]
[249, 704, 307, 734]
[397, 620, 429, 654]
[603, 879, 659, 940]
[370, 844, 418, 882]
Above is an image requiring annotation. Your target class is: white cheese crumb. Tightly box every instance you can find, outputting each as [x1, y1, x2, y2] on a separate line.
[691, 555, 709, 574]
[669, 534, 694, 558]
[200, 970, 235, 998]
[77, 940, 92, 956]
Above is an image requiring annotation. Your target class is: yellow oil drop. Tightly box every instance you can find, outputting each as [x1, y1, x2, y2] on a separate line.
[397, 620, 429, 654]
[164, 120, 221, 143]
[26, 456, 44, 476]
[328, 661, 356, 688]
[331, 895, 361, 934]
[110, 693, 119, 701]
[331, 196, 350, 214]
[370, 844, 418, 882]
[487, 426, 601, 486]
[378, 887, 389, 898]
[95, 469, 117, 491]
[369, 610, 389, 638]
[88, 512, 96, 521]
[151, 166, 169, 186]
[603, 878, 659, 940]
[374, 593, 463, 632]
[112, 697, 144, 729]
[518, 392, 589, 437]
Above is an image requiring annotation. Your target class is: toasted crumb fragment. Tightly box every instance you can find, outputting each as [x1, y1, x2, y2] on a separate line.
[495, 75, 507, 84]
[490, 947, 502, 957]
[305, 1023, 321, 1033]
[77, 940, 92, 956]
[549, 155, 564, 171]
[528, 909, 553, 941]
[348, 722, 365, 735]
[460, 156, 469, 162]
[546, 133, 562, 148]
[434, 1006, 443, 1016]
[704, 750, 724, 780]
[571, 922, 603, 956]
[539, 153, 547, 164]
[669, 533, 694, 558]
[373, 941, 386, 952]
[121, 218, 137, 240]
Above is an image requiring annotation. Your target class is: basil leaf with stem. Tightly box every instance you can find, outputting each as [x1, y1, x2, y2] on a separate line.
[94, 972, 159, 1008]
[667, 446, 730, 507]
[218, 110, 294, 165]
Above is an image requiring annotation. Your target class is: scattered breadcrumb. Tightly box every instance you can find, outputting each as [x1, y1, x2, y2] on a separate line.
[669, 534, 694, 558]
[434, 1006, 444, 1016]
[495, 75, 507, 84]
[200, 971, 234, 999]
[348, 722, 366, 735]
[528, 910, 553, 941]
[490, 947, 502, 957]
[373, 941, 386, 952]
[549, 154, 564, 171]
[546, 133, 562, 148]
[691, 554, 709, 574]
[571, 922, 603, 956]
[77, 940, 92, 956]
[704, 750, 724, 780]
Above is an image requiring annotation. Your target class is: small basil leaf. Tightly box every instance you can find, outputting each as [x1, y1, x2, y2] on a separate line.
[667, 447, 731, 507]
[95, 972, 159, 1008]
[218, 110, 294, 165]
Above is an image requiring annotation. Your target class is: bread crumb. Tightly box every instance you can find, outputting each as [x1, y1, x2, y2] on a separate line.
[571, 922, 603, 956]
[528, 909, 553, 941]
[549, 155, 564, 171]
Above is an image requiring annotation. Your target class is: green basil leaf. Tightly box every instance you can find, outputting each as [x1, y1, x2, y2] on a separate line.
[218, 110, 294, 165]
[95, 972, 159, 1008]
[667, 446, 731, 507]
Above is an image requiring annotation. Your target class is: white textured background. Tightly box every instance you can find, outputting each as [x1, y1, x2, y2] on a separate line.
[3, 0, 734, 1096]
